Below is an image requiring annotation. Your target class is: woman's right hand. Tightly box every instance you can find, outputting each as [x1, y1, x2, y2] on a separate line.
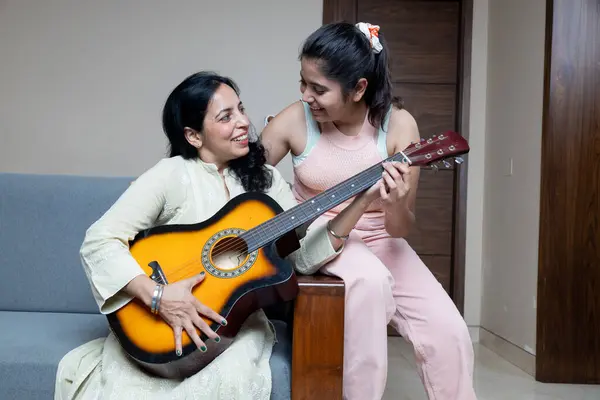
[157, 272, 227, 356]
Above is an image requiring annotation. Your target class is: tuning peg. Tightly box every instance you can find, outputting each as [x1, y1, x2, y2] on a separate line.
[454, 157, 464, 164]
[443, 160, 452, 168]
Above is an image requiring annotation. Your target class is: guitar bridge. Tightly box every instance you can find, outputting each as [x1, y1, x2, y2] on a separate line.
[148, 261, 169, 285]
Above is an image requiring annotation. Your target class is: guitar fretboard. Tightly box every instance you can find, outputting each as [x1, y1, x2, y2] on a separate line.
[241, 152, 407, 252]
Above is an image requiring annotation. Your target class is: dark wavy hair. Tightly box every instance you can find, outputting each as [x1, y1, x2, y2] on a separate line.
[162, 71, 272, 193]
[300, 22, 403, 129]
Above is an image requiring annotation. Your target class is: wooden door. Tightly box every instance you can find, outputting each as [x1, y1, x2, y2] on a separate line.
[536, 0, 600, 383]
[323, 0, 472, 321]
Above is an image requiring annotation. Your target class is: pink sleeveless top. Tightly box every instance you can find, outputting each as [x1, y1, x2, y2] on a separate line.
[292, 101, 391, 222]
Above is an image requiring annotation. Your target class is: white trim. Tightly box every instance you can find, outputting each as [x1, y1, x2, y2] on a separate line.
[479, 327, 536, 377]
[468, 326, 480, 343]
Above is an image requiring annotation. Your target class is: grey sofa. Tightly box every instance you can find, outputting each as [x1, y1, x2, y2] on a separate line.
[0, 172, 292, 400]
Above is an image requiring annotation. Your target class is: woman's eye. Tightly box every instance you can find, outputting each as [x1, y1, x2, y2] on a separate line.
[221, 114, 231, 122]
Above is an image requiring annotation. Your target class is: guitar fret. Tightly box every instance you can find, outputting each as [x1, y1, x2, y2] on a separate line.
[241, 132, 469, 253]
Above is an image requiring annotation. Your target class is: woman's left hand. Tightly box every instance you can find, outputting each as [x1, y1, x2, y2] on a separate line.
[379, 161, 411, 206]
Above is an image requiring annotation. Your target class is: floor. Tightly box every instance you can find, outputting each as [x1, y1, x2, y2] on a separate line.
[383, 338, 600, 399]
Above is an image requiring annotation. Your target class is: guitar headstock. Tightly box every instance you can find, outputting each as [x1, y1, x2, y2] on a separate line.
[390, 131, 469, 168]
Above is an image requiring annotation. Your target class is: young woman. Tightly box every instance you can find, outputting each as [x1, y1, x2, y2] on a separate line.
[54, 71, 397, 399]
[261, 22, 477, 399]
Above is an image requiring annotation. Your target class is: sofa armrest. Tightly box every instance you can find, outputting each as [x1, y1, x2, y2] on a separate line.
[291, 274, 345, 400]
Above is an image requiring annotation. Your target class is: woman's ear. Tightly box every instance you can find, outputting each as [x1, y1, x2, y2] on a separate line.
[183, 127, 203, 149]
[352, 78, 368, 102]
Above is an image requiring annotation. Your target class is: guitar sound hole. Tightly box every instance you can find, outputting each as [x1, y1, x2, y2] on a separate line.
[210, 236, 249, 272]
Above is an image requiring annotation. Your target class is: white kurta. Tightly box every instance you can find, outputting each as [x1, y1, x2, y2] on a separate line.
[55, 156, 342, 400]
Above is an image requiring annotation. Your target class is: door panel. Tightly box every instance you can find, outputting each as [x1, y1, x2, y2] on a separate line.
[537, 0, 600, 383]
[408, 169, 454, 256]
[322, 1, 466, 326]
[358, 0, 460, 83]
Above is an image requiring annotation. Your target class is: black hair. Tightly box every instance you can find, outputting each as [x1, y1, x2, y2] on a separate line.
[300, 22, 403, 129]
[162, 71, 272, 193]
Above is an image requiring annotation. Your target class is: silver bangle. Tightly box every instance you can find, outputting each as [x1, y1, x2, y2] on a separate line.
[150, 284, 163, 315]
[327, 220, 349, 241]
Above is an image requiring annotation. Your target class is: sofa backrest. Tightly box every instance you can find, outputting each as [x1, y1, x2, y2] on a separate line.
[0, 173, 131, 314]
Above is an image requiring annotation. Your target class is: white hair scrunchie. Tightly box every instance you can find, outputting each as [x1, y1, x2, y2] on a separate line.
[355, 22, 383, 54]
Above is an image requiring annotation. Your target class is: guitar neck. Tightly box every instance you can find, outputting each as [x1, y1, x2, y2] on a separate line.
[243, 152, 405, 252]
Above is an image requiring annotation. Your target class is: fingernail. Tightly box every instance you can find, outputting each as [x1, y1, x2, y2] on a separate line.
[200, 346, 207, 352]
[214, 336, 221, 343]
[221, 320, 227, 326]
[176, 349, 182, 357]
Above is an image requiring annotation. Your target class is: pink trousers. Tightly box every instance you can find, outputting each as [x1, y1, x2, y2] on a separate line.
[316, 216, 476, 400]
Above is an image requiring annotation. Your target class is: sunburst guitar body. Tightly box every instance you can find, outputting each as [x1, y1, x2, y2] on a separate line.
[106, 131, 471, 379]
[107, 194, 300, 379]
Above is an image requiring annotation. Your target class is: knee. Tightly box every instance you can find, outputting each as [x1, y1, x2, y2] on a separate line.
[348, 266, 394, 296]
[423, 311, 472, 354]
[345, 266, 395, 315]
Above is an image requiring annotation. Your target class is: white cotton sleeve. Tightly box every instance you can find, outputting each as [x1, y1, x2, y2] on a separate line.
[80, 158, 184, 314]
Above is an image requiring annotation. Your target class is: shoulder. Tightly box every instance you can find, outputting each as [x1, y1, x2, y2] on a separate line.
[263, 101, 306, 139]
[129, 156, 189, 190]
[273, 101, 306, 125]
[387, 107, 420, 150]
[141, 156, 187, 179]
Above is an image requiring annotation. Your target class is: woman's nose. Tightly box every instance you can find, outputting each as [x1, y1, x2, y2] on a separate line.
[301, 91, 314, 103]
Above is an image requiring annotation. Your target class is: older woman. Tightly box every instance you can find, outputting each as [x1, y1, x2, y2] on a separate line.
[54, 71, 392, 400]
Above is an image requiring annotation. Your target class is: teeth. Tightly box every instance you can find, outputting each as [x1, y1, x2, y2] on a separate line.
[232, 134, 247, 142]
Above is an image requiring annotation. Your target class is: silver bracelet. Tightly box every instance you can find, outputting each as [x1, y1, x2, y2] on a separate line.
[150, 284, 163, 315]
[327, 220, 349, 240]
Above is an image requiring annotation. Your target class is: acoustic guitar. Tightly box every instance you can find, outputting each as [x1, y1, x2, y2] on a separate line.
[107, 131, 470, 378]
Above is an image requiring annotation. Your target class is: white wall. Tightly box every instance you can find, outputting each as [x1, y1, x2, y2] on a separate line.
[0, 0, 548, 354]
[0, 0, 323, 181]
[464, 0, 489, 330]
[479, 0, 546, 354]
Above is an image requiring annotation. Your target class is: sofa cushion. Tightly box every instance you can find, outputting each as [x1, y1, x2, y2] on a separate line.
[0, 173, 131, 313]
[0, 311, 109, 400]
[0, 311, 292, 400]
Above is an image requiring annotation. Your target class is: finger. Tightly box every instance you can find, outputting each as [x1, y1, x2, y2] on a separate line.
[190, 311, 220, 342]
[194, 298, 228, 327]
[183, 320, 207, 352]
[186, 271, 206, 288]
[173, 325, 183, 357]
[395, 161, 411, 176]
[380, 178, 389, 200]
[384, 162, 400, 176]
[382, 171, 397, 190]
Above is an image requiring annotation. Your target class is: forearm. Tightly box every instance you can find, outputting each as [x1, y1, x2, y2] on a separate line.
[327, 194, 373, 249]
[286, 194, 373, 275]
[123, 274, 156, 308]
[383, 202, 415, 238]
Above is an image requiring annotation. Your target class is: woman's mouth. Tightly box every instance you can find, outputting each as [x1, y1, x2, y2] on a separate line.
[231, 134, 248, 145]
[310, 106, 324, 112]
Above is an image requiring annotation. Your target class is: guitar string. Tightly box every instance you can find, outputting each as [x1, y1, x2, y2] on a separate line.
[138, 137, 457, 280]
[135, 151, 419, 282]
[205, 143, 432, 257]
[192, 145, 423, 260]
[139, 141, 448, 279]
